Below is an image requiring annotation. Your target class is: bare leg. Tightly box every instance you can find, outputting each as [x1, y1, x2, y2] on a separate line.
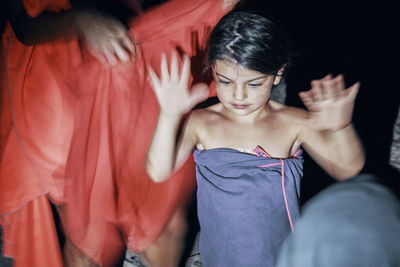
[141, 207, 188, 267]
[63, 238, 100, 267]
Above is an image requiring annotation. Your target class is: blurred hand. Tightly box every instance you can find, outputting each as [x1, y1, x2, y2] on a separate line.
[299, 74, 360, 132]
[147, 52, 209, 116]
[222, 0, 240, 10]
[75, 8, 136, 66]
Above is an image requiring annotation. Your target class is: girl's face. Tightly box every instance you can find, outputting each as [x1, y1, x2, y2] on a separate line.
[213, 59, 282, 117]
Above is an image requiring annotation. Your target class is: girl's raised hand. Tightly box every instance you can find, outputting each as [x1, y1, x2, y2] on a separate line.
[148, 52, 209, 116]
[299, 74, 360, 132]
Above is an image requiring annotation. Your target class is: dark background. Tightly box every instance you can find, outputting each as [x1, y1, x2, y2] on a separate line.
[232, 1, 399, 202]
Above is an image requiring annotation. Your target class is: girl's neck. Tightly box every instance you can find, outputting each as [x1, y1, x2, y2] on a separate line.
[222, 102, 272, 124]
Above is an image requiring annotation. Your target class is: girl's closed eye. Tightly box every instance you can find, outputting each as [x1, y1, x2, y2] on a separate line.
[248, 82, 262, 88]
[219, 80, 232, 86]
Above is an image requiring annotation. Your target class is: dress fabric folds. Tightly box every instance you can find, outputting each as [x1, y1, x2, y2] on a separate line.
[0, 0, 227, 265]
[194, 147, 303, 267]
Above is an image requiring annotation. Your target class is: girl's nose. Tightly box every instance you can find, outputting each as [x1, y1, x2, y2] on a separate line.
[233, 85, 246, 100]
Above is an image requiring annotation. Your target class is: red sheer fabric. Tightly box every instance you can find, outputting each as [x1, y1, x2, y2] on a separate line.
[0, 1, 73, 266]
[1, 195, 63, 266]
[23, 0, 71, 17]
[62, 1, 224, 264]
[1, 0, 226, 266]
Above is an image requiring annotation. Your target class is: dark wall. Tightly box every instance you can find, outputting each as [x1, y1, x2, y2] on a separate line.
[239, 1, 399, 202]
[0, 0, 7, 35]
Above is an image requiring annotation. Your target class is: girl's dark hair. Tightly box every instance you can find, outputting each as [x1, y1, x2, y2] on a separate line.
[208, 11, 292, 76]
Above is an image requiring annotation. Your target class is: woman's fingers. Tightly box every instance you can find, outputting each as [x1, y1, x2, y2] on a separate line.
[102, 46, 118, 66]
[109, 38, 130, 63]
[110, 20, 135, 51]
[78, 9, 136, 66]
[118, 34, 136, 59]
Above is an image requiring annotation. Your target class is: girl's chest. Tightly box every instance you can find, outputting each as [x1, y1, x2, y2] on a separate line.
[197, 119, 300, 158]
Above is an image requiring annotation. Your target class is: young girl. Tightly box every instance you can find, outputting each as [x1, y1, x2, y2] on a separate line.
[146, 11, 365, 266]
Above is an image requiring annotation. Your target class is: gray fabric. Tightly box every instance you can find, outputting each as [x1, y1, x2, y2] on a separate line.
[194, 148, 303, 267]
[276, 174, 400, 267]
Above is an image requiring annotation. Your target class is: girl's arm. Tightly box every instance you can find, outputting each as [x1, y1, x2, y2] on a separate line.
[297, 74, 365, 180]
[146, 52, 209, 182]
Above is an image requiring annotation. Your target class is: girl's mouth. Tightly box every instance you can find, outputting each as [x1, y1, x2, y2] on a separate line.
[232, 104, 249, 109]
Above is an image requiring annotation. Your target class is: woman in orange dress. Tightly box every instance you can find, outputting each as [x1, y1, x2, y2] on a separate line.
[1, 0, 236, 266]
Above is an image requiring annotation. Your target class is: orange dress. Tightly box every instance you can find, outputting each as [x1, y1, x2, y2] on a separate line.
[0, 0, 226, 266]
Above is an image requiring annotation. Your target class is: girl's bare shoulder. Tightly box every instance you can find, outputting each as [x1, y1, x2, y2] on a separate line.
[189, 103, 225, 123]
[269, 100, 308, 122]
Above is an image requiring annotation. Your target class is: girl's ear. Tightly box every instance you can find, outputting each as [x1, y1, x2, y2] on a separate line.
[273, 66, 285, 85]
[211, 64, 217, 78]
[211, 64, 216, 73]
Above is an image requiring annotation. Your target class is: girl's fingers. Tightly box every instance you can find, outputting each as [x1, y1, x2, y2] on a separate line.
[160, 52, 169, 81]
[147, 64, 161, 91]
[299, 91, 314, 109]
[319, 74, 344, 100]
[310, 80, 324, 102]
[344, 82, 360, 100]
[333, 74, 345, 91]
[321, 74, 333, 81]
[170, 51, 179, 81]
[180, 54, 191, 88]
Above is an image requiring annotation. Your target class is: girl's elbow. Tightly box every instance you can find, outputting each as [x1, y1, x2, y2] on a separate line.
[145, 165, 170, 183]
[333, 159, 365, 181]
[150, 174, 168, 183]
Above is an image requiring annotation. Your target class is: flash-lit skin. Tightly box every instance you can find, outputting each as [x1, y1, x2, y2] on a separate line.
[214, 60, 282, 119]
[146, 55, 365, 183]
[194, 60, 299, 157]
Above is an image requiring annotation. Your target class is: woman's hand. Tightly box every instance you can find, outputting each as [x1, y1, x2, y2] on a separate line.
[147, 52, 209, 116]
[299, 74, 360, 132]
[75, 8, 136, 66]
[222, 0, 240, 10]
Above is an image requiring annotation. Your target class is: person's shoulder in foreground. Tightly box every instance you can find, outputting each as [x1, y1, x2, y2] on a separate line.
[276, 169, 400, 267]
